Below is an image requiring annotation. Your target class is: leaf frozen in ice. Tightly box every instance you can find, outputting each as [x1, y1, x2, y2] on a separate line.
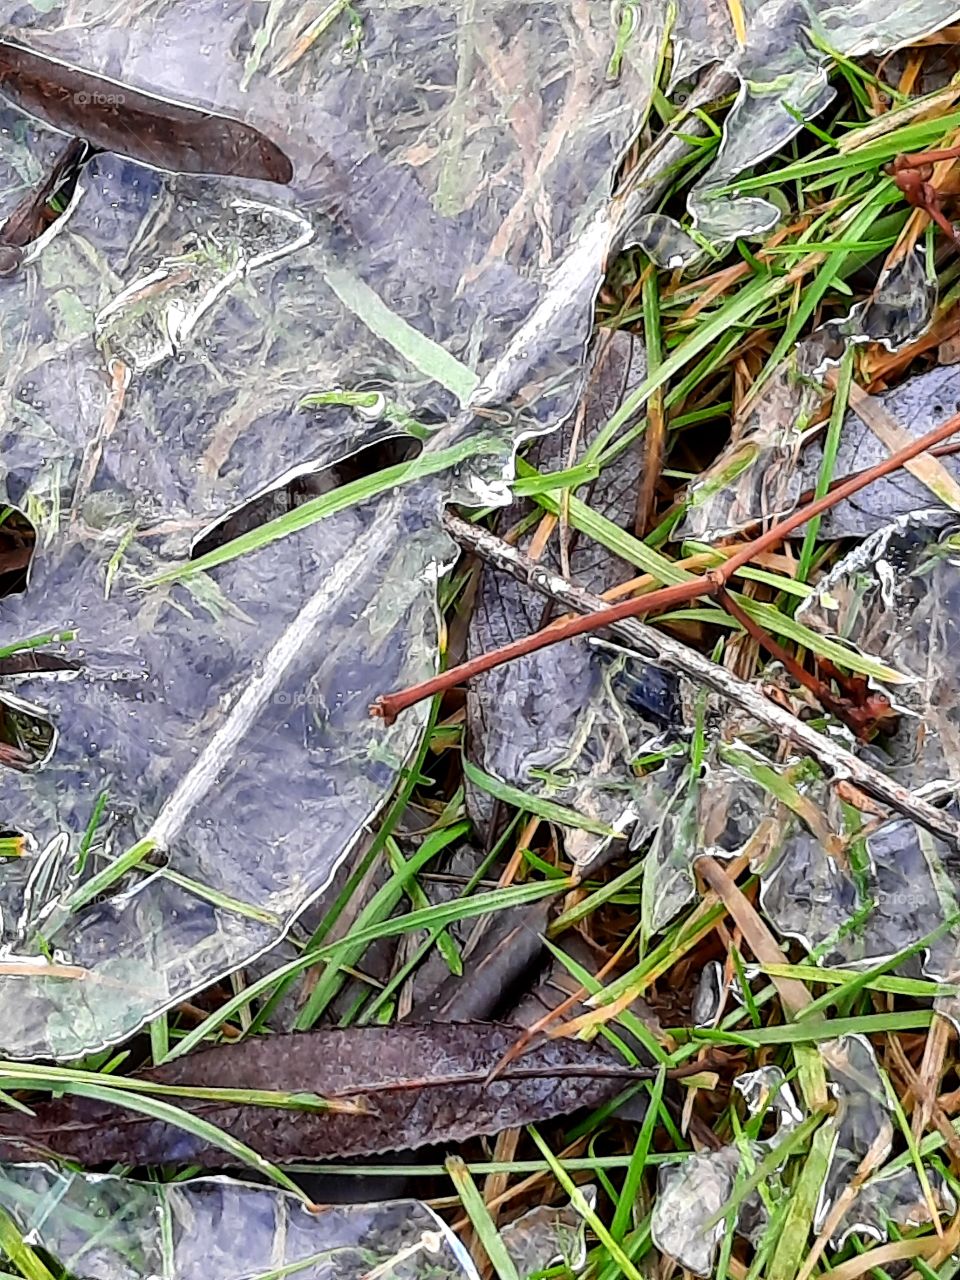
[797, 366, 960, 537]
[0, 38, 293, 182]
[465, 330, 682, 870]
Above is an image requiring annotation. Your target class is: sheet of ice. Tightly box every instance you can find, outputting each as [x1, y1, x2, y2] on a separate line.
[642, 732, 772, 936]
[637, 676, 960, 979]
[0, 4, 667, 1058]
[0, 1164, 481, 1280]
[797, 365, 960, 538]
[834, 1165, 957, 1247]
[799, 512, 960, 791]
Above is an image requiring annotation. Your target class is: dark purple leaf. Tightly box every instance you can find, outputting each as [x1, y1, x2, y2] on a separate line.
[0, 1024, 647, 1167]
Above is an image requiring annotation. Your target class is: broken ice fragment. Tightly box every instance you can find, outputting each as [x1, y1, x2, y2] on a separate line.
[673, 1, 960, 243]
[798, 512, 960, 789]
[0, 1165, 480, 1280]
[501, 1187, 596, 1276]
[678, 252, 940, 542]
[652, 1145, 746, 1277]
[819, 1035, 895, 1235]
[759, 805, 958, 975]
[642, 736, 773, 937]
[833, 1166, 957, 1248]
[692, 960, 725, 1027]
[651, 1067, 801, 1276]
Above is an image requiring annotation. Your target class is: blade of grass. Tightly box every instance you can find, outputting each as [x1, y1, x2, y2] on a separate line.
[166, 877, 571, 1060]
[463, 758, 619, 836]
[445, 1156, 521, 1280]
[687, 1010, 934, 1046]
[295, 818, 471, 1027]
[0, 1205, 58, 1280]
[527, 1125, 645, 1280]
[796, 346, 855, 582]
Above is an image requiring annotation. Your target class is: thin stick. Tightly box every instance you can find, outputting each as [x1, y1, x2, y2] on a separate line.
[373, 408, 960, 724]
[430, 513, 960, 847]
[895, 147, 960, 170]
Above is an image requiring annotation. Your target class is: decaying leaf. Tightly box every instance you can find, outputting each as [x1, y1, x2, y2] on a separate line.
[0, 1023, 647, 1166]
[0, 39, 293, 182]
[411, 901, 552, 1022]
[797, 367, 960, 537]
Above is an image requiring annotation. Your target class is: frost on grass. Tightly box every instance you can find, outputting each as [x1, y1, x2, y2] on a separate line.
[0, 1164, 482, 1280]
[0, 2, 666, 1058]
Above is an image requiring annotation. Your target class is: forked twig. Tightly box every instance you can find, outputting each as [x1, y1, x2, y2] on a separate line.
[891, 146, 960, 249]
[433, 512, 960, 846]
[373, 408, 960, 726]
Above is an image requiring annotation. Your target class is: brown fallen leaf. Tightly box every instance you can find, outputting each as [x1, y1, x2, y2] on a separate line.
[0, 1023, 649, 1167]
[0, 40, 292, 184]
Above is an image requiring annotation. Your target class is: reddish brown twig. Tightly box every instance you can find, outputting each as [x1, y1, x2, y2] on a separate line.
[891, 148, 960, 249]
[716, 587, 896, 742]
[372, 407, 960, 724]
